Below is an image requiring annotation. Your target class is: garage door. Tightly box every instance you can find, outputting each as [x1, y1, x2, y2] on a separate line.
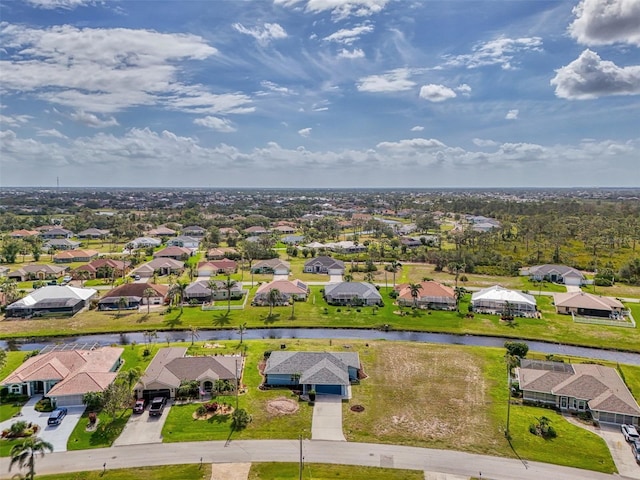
[53, 394, 85, 407]
[143, 389, 171, 402]
[315, 385, 342, 395]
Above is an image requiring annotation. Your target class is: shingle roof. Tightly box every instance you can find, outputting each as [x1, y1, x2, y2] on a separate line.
[324, 282, 381, 300]
[100, 283, 168, 300]
[528, 264, 585, 279]
[264, 351, 360, 386]
[255, 279, 308, 295]
[553, 292, 624, 311]
[304, 256, 345, 269]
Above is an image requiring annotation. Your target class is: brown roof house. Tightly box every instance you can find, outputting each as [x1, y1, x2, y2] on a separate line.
[153, 246, 192, 260]
[134, 347, 241, 400]
[1, 345, 123, 407]
[253, 279, 309, 305]
[206, 247, 238, 260]
[73, 258, 130, 279]
[197, 259, 237, 276]
[134, 258, 184, 277]
[7, 264, 67, 282]
[98, 283, 169, 310]
[553, 292, 625, 318]
[53, 249, 100, 263]
[518, 359, 640, 426]
[395, 281, 456, 310]
[9, 229, 39, 238]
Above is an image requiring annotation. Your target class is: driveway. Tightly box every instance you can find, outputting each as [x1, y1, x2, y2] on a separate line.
[311, 395, 345, 441]
[112, 401, 172, 446]
[0, 397, 85, 453]
[328, 274, 343, 283]
[565, 285, 582, 292]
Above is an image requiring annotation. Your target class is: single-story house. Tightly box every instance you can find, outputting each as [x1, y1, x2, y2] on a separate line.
[6, 285, 97, 318]
[522, 264, 586, 286]
[253, 279, 309, 305]
[77, 228, 110, 239]
[471, 285, 537, 315]
[553, 292, 625, 318]
[197, 259, 237, 276]
[1, 345, 123, 407]
[8, 229, 39, 238]
[153, 246, 192, 260]
[272, 225, 296, 234]
[147, 226, 177, 237]
[304, 256, 345, 275]
[182, 225, 207, 237]
[0, 266, 9, 277]
[518, 359, 640, 426]
[244, 226, 269, 235]
[134, 347, 240, 401]
[53, 249, 100, 263]
[219, 227, 239, 237]
[44, 239, 81, 251]
[40, 227, 74, 239]
[264, 351, 361, 397]
[395, 281, 456, 310]
[324, 241, 367, 254]
[7, 264, 67, 282]
[166, 236, 200, 250]
[324, 282, 383, 306]
[184, 279, 244, 303]
[281, 235, 305, 245]
[251, 258, 291, 275]
[98, 283, 169, 310]
[206, 247, 238, 260]
[73, 258, 130, 279]
[128, 237, 162, 249]
[134, 258, 185, 277]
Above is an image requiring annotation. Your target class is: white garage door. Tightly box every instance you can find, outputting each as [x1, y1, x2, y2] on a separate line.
[53, 394, 85, 407]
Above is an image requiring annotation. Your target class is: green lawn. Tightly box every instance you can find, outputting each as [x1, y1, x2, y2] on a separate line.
[37, 464, 211, 480]
[249, 463, 425, 479]
[67, 408, 132, 451]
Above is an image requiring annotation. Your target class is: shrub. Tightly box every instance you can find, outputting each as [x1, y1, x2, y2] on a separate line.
[143, 348, 151, 357]
[88, 412, 97, 425]
[203, 401, 219, 412]
[388, 290, 398, 298]
[34, 398, 54, 412]
[196, 405, 207, 416]
[231, 408, 252, 430]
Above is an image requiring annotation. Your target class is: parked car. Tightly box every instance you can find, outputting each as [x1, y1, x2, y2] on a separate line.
[133, 399, 146, 414]
[47, 407, 68, 426]
[61, 275, 73, 285]
[148, 397, 166, 416]
[621, 424, 640, 442]
[133, 274, 141, 281]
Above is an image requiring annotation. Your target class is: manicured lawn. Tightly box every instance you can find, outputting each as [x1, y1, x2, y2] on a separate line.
[249, 463, 424, 479]
[0, 396, 27, 422]
[37, 464, 211, 480]
[67, 408, 132, 451]
[0, 438, 20, 458]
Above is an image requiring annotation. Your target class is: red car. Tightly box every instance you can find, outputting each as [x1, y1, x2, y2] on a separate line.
[133, 399, 146, 414]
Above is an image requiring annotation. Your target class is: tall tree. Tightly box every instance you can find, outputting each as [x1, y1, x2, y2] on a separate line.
[237, 322, 247, 344]
[9, 436, 54, 480]
[385, 260, 402, 287]
[221, 275, 238, 313]
[267, 288, 281, 317]
[117, 296, 127, 317]
[189, 325, 200, 346]
[143, 287, 156, 314]
[408, 283, 423, 308]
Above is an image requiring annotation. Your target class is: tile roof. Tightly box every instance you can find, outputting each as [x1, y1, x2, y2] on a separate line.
[395, 281, 455, 301]
[553, 292, 624, 311]
[101, 282, 168, 299]
[256, 279, 308, 295]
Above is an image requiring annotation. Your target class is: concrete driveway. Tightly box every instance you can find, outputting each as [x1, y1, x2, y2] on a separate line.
[328, 274, 343, 283]
[112, 401, 172, 446]
[0, 397, 85, 453]
[311, 395, 345, 441]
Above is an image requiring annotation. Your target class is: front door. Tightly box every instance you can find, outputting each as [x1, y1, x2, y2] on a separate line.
[560, 396, 568, 409]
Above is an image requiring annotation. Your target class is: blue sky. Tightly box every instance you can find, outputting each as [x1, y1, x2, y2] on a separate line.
[1, 0, 639, 188]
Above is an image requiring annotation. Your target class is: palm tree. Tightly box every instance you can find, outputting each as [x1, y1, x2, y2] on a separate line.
[408, 282, 423, 308]
[386, 260, 402, 287]
[143, 287, 156, 314]
[77, 270, 91, 288]
[237, 322, 247, 344]
[189, 325, 200, 346]
[449, 262, 466, 291]
[343, 273, 353, 282]
[119, 367, 141, 391]
[221, 275, 238, 313]
[171, 279, 189, 313]
[9, 436, 53, 480]
[117, 296, 128, 317]
[267, 288, 281, 317]
[0, 279, 19, 305]
[454, 286, 468, 312]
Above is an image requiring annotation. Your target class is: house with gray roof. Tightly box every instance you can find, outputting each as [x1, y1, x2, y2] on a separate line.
[251, 258, 290, 275]
[134, 347, 240, 400]
[44, 238, 81, 251]
[522, 264, 586, 286]
[184, 279, 244, 303]
[263, 351, 361, 397]
[518, 359, 640, 426]
[324, 282, 383, 306]
[304, 256, 345, 275]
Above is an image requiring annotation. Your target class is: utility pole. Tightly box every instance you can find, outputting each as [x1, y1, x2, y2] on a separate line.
[235, 356, 240, 410]
[299, 434, 303, 480]
[505, 360, 512, 439]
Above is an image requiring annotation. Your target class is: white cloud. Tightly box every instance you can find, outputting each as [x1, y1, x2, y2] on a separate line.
[298, 127, 312, 137]
[569, 0, 640, 47]
[0, 23, 229, 114]
[442, 36, 543, 70]
[233, 23, 288, 46]
[473, 138, 498, 147]
[337, 48, 365, 59]
[410, 126, 424, 132]
[324, 24, 374, 44]
[505, 109, 519, 120]
[70, 110, 119, 128]
[194, 116, 237, 132]
[277, 0, 389, 20]
[357, 68, 416, 93]
[36, 128, 67, 139]
[456, 84, 472, 96]
[377, 138, 446, 151]
[24, 0, 95, 9]
[0, 114, 32, 128]
[260, 81, 291, 94]
[551, 49, 640, 99]
[419, 84, 457, 102]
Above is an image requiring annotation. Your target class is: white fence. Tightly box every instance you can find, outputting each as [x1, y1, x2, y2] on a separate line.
[572, 309, 635, 328]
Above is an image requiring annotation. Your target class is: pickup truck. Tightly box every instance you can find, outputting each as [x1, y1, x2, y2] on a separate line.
[148, 397, 166, 416]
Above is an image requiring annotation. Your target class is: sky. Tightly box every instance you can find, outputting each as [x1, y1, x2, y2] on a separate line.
[1, 0, 639, 188]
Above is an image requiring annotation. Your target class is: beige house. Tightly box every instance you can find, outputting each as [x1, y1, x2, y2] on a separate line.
[395, 281, 456, 310]
[553, 292, 625, 318]
[1, 345, 123, 407]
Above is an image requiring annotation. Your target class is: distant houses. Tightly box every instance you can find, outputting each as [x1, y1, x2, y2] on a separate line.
[522, 264, 586, 286]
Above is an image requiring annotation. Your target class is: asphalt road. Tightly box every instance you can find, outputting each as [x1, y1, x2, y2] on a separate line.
[2, 440, 637, 480]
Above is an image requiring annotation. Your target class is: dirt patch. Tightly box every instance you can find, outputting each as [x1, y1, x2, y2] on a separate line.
[266, 397, 299, 416]
[350, 404, 365, 412]
[210, 462, 251, 480]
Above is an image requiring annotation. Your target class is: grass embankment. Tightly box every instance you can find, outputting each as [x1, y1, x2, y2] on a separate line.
[36, 464, 211, 480]
[248, 463, 425, 479]
[2, 285, 639, 353]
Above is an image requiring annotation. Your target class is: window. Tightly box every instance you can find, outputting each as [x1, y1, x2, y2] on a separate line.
[10, 384, 22, 394]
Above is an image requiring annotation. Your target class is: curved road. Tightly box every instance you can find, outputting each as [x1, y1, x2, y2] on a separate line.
[2, 439, 636, 480]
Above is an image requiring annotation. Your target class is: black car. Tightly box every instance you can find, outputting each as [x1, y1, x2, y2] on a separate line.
[148, 397, 166, 416]
[47, 407, 68, 425]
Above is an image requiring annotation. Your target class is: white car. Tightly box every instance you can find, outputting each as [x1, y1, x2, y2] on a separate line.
[621, 424, 639, 442]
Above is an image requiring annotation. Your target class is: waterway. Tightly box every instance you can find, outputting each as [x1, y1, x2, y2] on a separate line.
[2, 328, 640, 365]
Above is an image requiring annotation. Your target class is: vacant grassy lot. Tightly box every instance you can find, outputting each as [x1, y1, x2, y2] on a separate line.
[36, 464, 211, 480]
[248, 463, 424, 479]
